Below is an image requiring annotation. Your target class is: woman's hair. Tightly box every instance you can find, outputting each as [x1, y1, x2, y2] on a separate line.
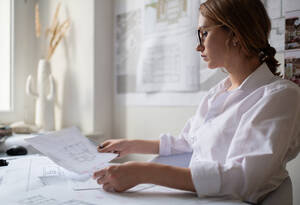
[199, 0, 280, 75]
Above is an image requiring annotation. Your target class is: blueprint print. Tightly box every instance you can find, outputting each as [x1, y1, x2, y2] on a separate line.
[115, 9, 142, 76]
[144, 0, 190, 35]
[114, 0, 228, 105]
[18, 195, 57, 205]
[64, 143, 96, 162]
[25, 127, 117, 174]
[16, 195, 96, 205]
[137, 0, 200, 92]
[141, 43, 181, 84]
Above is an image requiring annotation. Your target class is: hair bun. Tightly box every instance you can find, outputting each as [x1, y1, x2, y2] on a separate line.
[263, 44, 276, 57]
[258, 43, 280, 75]
[259, 43, 276, 63]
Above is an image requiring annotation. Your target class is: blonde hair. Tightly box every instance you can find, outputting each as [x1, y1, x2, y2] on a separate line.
[200, 0, 280, 74]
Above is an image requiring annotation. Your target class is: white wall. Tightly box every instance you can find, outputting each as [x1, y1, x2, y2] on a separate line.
[36, 0, 114, 138]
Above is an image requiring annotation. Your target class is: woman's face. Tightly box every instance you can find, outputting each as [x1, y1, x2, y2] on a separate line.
[197, 14, 231, 69]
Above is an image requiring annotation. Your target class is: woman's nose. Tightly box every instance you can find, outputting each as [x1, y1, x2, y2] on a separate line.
[196, 44, 204, 52]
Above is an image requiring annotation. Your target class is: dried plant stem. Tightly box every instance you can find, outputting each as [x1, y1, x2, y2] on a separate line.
[35, 2, 70, 61]
[49, 21, 59, 48]
[46, 18, 70, 61]
[35, 3, 41, 38]
[57, 18, 70, 34]
[50, 3, 61, 32]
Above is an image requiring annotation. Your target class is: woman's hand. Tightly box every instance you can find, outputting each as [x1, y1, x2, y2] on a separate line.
[97, 139, 133, 158]
[98, 139, 160, 157]
[93, 161, 196, 193]
[93, 162, 143, 192]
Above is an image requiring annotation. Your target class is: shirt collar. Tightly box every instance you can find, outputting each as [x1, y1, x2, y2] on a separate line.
[222, 63, 276, 93]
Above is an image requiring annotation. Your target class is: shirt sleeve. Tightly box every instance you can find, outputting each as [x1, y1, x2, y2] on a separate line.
[190, 85, 300, 202]
[159, 89, 216, 156]
[159, 117, 194, 156]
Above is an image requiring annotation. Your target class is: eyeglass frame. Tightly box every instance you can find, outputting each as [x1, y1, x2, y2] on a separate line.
[197, 24, 224, 46]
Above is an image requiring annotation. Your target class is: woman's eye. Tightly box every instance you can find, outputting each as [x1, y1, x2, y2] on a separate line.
[203, 31, 208, 37]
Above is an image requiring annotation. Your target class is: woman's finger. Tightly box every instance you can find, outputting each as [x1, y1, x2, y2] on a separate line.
[103, 183, 115, 192]
[97, 141, 111, 150]
[98, 144, 116, 153]
[113, 150, 120, 157]
[93, 168, 106, 179]
[97, 175, 109, 185]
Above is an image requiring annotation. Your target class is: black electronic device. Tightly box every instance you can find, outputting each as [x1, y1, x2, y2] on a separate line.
[0, 159, 8, 167]
[6, 145, 28, 156]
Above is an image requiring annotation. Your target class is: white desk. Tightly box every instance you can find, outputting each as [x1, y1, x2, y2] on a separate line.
[0, 154, 248, 205]
[0, 134, 247, 205]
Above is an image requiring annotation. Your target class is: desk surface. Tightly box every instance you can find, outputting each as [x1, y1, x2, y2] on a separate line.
[0, 155, 247, 205]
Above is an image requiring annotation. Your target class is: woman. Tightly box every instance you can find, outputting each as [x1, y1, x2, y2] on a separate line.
[93, 0, 300, 204]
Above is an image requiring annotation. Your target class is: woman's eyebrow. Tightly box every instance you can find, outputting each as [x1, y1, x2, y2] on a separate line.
[197, 25, 209, 30]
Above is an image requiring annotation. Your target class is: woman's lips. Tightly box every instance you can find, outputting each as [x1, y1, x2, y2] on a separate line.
[201, 55, 208, 61]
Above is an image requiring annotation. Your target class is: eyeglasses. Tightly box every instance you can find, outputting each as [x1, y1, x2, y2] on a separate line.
[197, 25, 224, 46]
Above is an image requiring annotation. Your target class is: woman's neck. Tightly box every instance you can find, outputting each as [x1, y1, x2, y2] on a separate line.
[226, 57, 261, 91]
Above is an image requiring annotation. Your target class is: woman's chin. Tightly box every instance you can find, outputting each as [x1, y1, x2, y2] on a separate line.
[207, 63, 219, 69]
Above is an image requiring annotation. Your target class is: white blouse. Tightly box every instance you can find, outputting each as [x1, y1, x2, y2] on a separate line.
[159, 63, 300, 203]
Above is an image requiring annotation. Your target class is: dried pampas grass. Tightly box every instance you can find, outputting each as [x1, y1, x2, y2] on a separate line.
[35, 4, 40, 38]
[35, 2, 70, 61]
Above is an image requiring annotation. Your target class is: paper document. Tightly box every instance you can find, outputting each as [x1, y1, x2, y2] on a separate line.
[4, 186, 98, 205]
[71, 177, 100, 191]
[72, 177, 154, 192]
[25, 127, 117, 174]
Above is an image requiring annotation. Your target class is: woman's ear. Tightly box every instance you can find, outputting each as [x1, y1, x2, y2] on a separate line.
[231, 32, 238, 47]
[226, 30, 237, 47]
[233, 38, 238, 47]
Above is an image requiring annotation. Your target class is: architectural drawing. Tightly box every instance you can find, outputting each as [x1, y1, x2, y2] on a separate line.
[141, 43, 181, 84]
[137, 0, 200, 92]
[17, 195, 96, 205]
[115, 9, 142, 76]
[59, 200, 96, 205]
[43, 166, 64, 177]
[64, 143, 96, 162]
[146, 0, 188, 25]
[18, 195, 57, 205]
[144, 0, 194, 35]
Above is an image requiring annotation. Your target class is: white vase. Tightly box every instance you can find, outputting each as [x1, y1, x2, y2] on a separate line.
[26, 59, 55, 131]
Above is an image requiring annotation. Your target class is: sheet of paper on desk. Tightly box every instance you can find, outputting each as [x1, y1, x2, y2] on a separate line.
[72, 177, 154, 192]
[25, 126, 118, 174]
[4, 185, 99, 205]
[0, 156, 70, 196]
[0, 157, 32, 196]
[1, 156, 248, 205]
[0, 155, 96, 196]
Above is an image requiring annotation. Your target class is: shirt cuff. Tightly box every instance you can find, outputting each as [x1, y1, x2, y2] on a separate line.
[159, 133, 172, 156]
[190, 160, 221, 196]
